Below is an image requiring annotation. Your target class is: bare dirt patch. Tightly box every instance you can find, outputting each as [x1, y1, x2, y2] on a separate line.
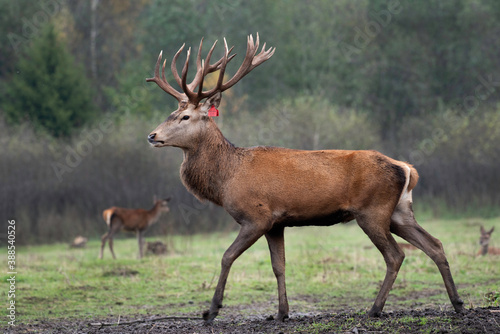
[6, 307, 499, 333]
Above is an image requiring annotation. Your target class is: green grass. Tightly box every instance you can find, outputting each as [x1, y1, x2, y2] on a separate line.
[2, 218, 499, 325]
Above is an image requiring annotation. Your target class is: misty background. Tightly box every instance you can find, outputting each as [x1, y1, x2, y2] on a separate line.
[1, 0, 500, 244]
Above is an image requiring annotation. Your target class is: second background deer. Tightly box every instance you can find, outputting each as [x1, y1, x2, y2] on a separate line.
[99, 196, 171, 259]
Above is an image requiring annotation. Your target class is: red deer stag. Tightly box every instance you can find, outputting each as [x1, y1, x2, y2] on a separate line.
[477, 226, 500, 256]
[146, 34, 464, 322]
[99, 197, 171, 259]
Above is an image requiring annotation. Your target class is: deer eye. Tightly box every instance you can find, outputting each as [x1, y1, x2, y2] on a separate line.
[181, 115, 190, 121]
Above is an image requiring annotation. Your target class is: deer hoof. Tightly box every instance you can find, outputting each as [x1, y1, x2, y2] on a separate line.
[453, 299, 465, 314]
[368, 308, 382, 318]
[266, 313, 289, 321]
[202, 310, 218, 324]
[276, 313, 289, 322]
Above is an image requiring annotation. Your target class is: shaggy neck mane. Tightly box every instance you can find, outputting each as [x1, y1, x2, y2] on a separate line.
[180, 119, 241, 206]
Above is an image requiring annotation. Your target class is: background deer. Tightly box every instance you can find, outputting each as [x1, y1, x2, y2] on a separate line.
[99, 196, 171, 259]
[70, 236, 88, 248]
[146, 34, 464, 322]
[477, 226, 500, 256]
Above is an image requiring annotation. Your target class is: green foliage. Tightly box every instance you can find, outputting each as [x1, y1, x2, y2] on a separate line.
[222, 96, 381, 150]
[102, 58, 166, 119]
[405, 108, 500, 211]
[0, 0, 41, 76]
[3, 23, 96, 137]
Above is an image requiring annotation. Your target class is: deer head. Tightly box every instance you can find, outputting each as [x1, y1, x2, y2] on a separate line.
[480, 226, 494, 247]
[147, 34, 275, 149]
[156, 197, 171, 213]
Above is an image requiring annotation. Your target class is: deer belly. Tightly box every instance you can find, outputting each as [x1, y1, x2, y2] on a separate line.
[122, 225, 137, 232]
[279, 209, 355, 227]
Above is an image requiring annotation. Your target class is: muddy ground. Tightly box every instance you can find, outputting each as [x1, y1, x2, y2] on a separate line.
[6, 306, 500, 334]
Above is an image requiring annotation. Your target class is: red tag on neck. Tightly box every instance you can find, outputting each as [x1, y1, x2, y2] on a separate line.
[208, 105, 219, 117]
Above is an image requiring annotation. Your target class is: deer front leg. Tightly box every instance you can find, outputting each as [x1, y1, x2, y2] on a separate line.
[137, 230, 145, 259]
[265, 227, 289, 321]
[357, 215, 405, 317]
[203, 222, 267, 324]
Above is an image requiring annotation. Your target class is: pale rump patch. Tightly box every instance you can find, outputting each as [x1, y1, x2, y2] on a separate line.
[397, 164, 413, 205]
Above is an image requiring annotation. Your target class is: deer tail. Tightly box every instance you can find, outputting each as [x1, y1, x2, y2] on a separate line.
[396, 162, 419, 205]
[103, 209, 115, 228]
[407, 164, 419, 192]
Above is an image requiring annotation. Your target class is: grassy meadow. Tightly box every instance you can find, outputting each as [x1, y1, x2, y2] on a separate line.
[2, 218, 499, 326]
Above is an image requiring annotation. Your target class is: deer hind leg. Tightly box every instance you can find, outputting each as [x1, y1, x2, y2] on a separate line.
[390, 200, 464, 314]
[108, 238, 117, 259]
[265, 226, 289, 322]
[203, 222, 269, 324]
[100, 229, 119, 259]
[357, 213, 405, 317]
[103, 219, 121, 260]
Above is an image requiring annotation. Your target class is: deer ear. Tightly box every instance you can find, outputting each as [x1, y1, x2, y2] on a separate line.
[490, 227, 495, 234]
[200, 92, 222, 114]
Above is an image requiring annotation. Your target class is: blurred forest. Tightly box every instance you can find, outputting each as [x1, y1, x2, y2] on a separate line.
[1, 0, 500, 244]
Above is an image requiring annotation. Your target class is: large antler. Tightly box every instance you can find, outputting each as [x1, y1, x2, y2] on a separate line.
[146, 33, 275, 106]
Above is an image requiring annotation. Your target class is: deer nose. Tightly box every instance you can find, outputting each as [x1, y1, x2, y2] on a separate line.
[148, 133, 156, 142]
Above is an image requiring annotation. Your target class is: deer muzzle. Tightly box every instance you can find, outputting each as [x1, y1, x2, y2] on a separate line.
[147, 133, 164, 146]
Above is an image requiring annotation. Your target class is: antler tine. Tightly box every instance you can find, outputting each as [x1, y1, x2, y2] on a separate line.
[210, 46, 236, 71]
[217, 38, 230, 88]
[197, 38, 231, 100]
[146, 51, 185, 102]
[182, 39, 237, 105]
[196, 39, 217, 98]
[197, 41, 236, 100]
[250, 42, 276, 70]
[219, 33, 274, 91]
[251, 33, 276, 64]
[192, 38, 219, 98]
[186, 38, 206, 92]
[181, 47, 199, 103]
[204, 40, 220, 73]
[171, 44, 185, 89]
[196, 37, 204, 74]
[161, 58, 167, 82]
[252, 33, 259, 57]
